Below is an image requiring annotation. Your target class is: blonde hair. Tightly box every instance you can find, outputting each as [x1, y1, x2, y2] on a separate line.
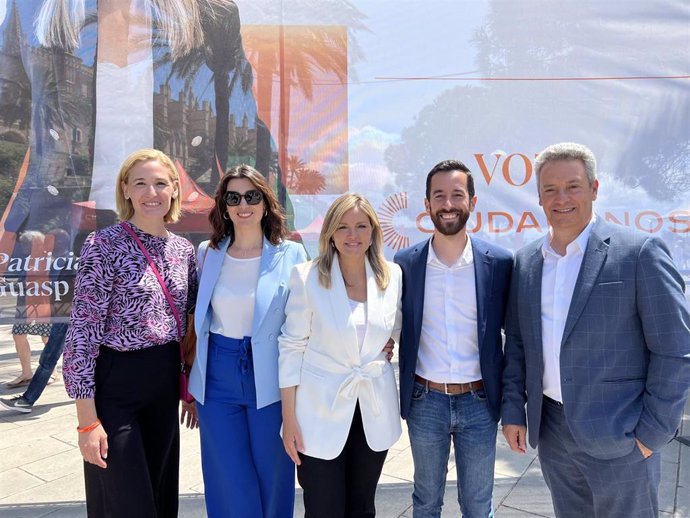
[316, 193, 390, 290]
[115, 149, 181, 224]
[35, 0, 230, 59]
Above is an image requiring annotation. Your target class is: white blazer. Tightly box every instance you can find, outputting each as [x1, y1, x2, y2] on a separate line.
[279, 256, 403, 460]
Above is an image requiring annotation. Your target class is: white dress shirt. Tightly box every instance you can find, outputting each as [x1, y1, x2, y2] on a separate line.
[210, 254, 261, 338]
[541, 218, 595, 402]
[417, 236, 481, 383]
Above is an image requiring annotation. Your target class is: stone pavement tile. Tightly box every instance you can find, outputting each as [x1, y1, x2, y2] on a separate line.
[0, 437, 73, 473]
[179, 451, 204, 494]
[0, 414, 75, 449]
[496, 505, 549, 517]
[179, 426, 202, 455]
[381, 448, 415, 482]
[21, 449, 83, 484]
[40, 504, 88, 518]
[660, 457, 680, 515]
[500, 460, 555, 518]
[374, 483, 415, 517]
[0, 468, 44, 500]
[676, 440, 690, 518]
[495, 442, 539, 479]
[179, 493, 207, 518]
[0, 419, 21, 433]
[1, 472, 85, 506]
[0, 503, 58, 518]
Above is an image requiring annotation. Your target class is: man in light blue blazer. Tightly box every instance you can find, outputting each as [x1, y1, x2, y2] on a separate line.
[502, 142, 690, 518]
[395, 160, 513, 517]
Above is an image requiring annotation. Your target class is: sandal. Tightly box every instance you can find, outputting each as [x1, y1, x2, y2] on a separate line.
[5, 376, 32, 389]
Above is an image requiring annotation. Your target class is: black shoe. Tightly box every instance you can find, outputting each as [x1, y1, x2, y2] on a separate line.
[0, 395, 33, 413]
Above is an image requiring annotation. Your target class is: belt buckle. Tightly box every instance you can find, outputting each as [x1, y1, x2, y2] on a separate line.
[444, 383, 450, 395]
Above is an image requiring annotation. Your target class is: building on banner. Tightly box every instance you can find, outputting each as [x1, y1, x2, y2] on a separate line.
[0, 0, 687, 324]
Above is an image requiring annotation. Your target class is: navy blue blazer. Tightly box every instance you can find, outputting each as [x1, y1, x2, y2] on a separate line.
[502, 218, 690, 459]
[394, 236, 513, 421]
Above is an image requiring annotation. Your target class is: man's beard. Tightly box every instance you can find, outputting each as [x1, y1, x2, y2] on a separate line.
[430, 209, 470, 236]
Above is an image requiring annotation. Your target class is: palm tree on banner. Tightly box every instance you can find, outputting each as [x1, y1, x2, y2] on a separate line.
[244, 26, 348, 200]
[165, 1, 250, 177]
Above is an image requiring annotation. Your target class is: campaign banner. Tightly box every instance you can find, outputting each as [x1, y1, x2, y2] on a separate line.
[0, 0, 688, 326]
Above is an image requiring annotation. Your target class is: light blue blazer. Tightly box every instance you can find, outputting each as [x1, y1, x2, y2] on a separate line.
[189, 237, 308, 408]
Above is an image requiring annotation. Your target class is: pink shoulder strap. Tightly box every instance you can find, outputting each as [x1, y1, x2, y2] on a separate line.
[120, 222, 184, 354]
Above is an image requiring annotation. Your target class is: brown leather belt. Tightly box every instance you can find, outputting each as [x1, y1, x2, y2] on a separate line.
[415, 375, 483, 395]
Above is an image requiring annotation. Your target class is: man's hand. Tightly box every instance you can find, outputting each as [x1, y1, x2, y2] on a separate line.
[502, 424, 527, 454]
[382, 338, 395, 362]
[635, 438, 653, 459]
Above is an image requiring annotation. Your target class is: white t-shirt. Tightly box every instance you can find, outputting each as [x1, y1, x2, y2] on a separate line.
[209, 254, 261, 338]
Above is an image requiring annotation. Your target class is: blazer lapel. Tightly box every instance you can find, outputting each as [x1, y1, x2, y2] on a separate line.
[195, 237, 229, 327]
[526, 244, 544, 370]
[360, 259, 383, 358]
[410, 240, 431, 349]
[561, 223, 609, 346]
[251, 239, 281, 334]
[472, 240, 493, 348]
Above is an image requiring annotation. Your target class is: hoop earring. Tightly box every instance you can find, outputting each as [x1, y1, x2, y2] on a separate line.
[222, 212, 230, 221]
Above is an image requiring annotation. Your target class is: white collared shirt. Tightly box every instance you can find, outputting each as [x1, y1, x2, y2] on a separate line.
[417, 236, 481, 383]
[541, 218, 595, 402]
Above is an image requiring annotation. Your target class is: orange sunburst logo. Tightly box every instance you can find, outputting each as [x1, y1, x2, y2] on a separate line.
[378, 192, 410, 251]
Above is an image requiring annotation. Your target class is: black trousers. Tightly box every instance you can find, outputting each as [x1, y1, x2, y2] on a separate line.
[84, 342, 180, 518]
[297, 404, 388, 518]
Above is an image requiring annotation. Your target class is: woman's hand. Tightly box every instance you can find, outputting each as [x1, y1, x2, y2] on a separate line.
[382, 338, 395, 362]
[78, 423, 108, 469]
[180, 400, 199, 429]
[282, 414, 304, 465]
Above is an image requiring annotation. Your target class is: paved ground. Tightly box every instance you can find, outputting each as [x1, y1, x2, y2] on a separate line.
[0, 327, 688, 517]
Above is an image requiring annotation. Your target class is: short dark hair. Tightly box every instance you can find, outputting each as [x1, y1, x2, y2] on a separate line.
[425, 160, 474, 199]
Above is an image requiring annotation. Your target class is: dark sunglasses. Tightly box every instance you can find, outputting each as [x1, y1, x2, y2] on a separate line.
[223, 189, 263, 206]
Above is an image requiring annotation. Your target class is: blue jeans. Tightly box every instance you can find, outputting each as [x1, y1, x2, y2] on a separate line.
[407, 382, 497, 518]
[24, 323, 69, 404]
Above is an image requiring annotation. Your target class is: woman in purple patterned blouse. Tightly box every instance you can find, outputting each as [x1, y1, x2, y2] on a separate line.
[63, 149, 198, 517]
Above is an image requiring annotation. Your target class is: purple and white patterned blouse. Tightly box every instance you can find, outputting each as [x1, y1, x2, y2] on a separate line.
[63, 223, 198, 399]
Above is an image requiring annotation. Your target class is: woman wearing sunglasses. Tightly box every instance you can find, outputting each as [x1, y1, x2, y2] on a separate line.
[188, 164, 307, 518]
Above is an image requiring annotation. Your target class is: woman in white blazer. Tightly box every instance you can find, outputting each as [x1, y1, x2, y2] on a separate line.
[279, 193, 402, 518]
[188, 165, 307, 518]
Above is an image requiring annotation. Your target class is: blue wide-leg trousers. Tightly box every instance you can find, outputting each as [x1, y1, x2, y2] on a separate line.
[197, 334, 295, 518]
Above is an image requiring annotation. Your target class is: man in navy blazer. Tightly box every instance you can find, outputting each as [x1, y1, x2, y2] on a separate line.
[502, 142, 690, 518]
[395, 160, 512, 518]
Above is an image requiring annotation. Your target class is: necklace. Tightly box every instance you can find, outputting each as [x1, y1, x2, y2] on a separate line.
[342, 275, 363, 288]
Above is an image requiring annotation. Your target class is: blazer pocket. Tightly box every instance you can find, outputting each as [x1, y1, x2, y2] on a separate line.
[597, 280, 623, 287]
[600, 377, 645, 384]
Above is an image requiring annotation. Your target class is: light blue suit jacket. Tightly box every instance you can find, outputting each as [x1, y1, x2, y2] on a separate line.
[502, 218, 690, 459]
[189, 237, 307, 408]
